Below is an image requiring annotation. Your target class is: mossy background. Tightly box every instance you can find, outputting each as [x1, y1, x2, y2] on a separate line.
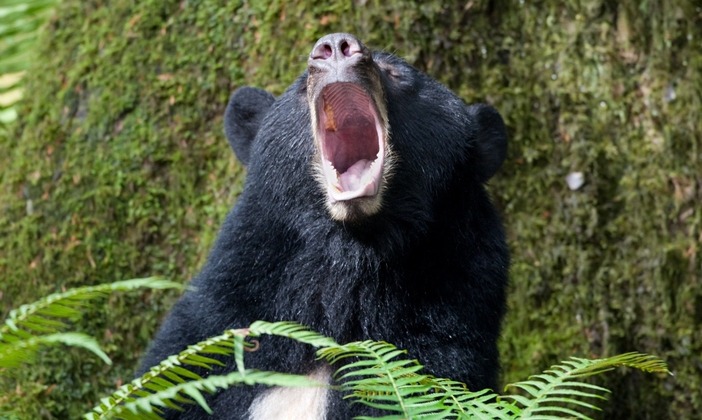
[0, 0, 700, 418]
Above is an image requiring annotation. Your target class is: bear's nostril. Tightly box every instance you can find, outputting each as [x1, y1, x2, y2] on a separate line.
[340, 40, 351, 57]
[321, 44, 333, 59]
[312, 43, 333, 60]
[311, 34, 363, 61]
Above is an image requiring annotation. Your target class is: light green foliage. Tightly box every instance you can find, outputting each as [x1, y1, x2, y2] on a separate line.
[86, 328, 250, 418]
[87, 322, 337, 419]
[0, 278, 182, 418]
[5, 285, 667, 419]
[114, 370, 319, 419]
[0, 0, 58, 124]
[0, 0, 700, 418]
[1, 332, 110, 368]
[503, 353, 670, 419]
[0, 277, 181, 369]
[87, 320, 669, 419]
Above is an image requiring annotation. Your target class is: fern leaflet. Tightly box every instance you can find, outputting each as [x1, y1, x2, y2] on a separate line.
[502, 352, 671, 419]
[0, 277, 181, 368]
[86, 328, 248, 419]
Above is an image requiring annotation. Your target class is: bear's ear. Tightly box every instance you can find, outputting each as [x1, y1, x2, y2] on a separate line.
[466, 103, 508, 182]
[224, 87, 276, 166]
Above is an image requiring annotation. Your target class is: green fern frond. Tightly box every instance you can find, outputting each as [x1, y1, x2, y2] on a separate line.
[317, 340, 438, 418]
[119, 369, 321, 419]
[502, 352, 671, 419]
[92, 369, 322, 420]
[0, 277, 181, 368]
[86, 328, 249, 419]
[319, 340, 518, 419]
[0, 0, 59, 122]
[1, 277, 181, 341]
[249, 320, 340, 348]
[88, 321, 335, 419]
[406, 379, 517, 420]
[85, 318, 669, 420]
[0, 332, 110, 368]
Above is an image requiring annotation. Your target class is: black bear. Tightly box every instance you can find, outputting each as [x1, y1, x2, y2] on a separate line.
[139, 33, 509, 419]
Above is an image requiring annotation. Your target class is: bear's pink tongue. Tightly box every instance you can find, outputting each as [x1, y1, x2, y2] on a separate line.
[338, 159, 372, 191]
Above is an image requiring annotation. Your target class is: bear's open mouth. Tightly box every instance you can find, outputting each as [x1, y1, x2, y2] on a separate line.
[316, 82, 385, 202]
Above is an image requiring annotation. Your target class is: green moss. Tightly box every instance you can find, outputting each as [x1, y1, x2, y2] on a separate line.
[0, 0, 700, 417]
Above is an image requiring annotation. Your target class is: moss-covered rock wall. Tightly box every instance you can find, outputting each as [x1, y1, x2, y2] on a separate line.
[1, 0, 700, 418]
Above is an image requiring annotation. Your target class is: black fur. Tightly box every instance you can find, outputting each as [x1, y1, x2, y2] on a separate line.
[139, 48, 509, 419]
[223, 86, 275, 166]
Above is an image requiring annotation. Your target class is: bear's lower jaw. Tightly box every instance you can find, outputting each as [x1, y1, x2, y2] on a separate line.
[321, 155, 386, 222]
[325, 194, 384, 222]
[322, 155, 384, 202]
[314, 154, 390, 222]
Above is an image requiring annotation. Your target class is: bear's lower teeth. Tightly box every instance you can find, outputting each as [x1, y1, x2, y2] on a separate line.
[339, 159, 373, 191]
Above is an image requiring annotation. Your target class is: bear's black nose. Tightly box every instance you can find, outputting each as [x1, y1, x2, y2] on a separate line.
[310, 33, 363, 61]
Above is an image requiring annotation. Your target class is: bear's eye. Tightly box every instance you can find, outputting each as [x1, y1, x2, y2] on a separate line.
[378, 63, 403, 80]
[385, 67, 402, 80]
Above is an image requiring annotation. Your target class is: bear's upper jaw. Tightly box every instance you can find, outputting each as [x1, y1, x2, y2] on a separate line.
[316, 82, 386, 204]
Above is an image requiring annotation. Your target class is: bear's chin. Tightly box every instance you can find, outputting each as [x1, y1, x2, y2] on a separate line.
[325, 194, 384, 222]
